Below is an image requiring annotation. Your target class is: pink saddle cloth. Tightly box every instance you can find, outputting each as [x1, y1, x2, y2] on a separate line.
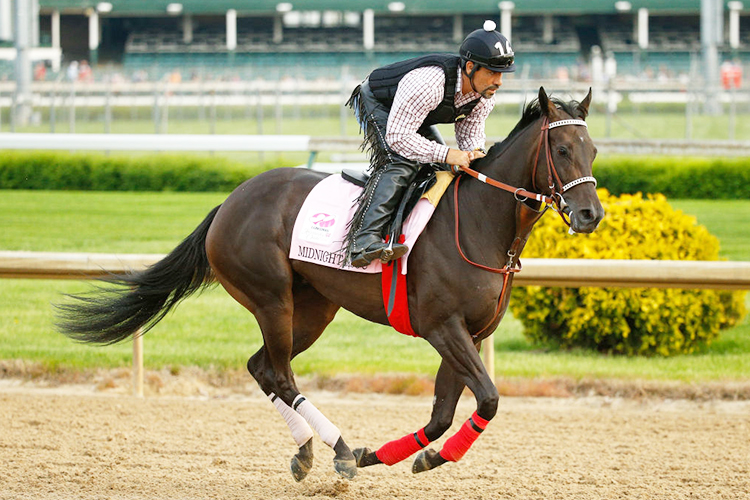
[290, 173, 444, 274]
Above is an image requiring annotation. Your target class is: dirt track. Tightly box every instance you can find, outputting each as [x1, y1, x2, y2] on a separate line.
[1, 380, 749, 500]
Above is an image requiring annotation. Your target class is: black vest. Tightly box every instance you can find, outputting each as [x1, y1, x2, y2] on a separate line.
[367, 54, 481, 126]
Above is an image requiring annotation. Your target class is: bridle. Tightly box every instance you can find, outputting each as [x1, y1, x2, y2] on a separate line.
[532, 117, 598, 223]
[452, 115, 597, 338]
[456, 116, 597, 226]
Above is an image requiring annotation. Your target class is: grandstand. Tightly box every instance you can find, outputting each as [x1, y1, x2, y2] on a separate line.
[0, 0, 747, 82]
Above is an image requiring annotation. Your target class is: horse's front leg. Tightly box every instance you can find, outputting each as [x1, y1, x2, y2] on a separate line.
[353, 346, 475, 469]
[412, 323, 498, 473]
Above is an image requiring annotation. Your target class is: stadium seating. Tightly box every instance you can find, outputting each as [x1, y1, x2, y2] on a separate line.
[109, 12, 745, 82]
[121, 13, 585, 80]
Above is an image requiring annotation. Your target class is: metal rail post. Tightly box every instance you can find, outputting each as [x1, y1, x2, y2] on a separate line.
[133, 329, 144, 397]
[482, 335, 495, 382]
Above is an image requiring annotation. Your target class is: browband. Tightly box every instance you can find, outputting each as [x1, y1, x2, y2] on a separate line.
[547, 119, 588, 129]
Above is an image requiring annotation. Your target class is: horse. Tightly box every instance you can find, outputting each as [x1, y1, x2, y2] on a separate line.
[57, 87, 604, 481]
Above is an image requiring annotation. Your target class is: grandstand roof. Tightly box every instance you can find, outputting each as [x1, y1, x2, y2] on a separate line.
[39, 1, 707, 16]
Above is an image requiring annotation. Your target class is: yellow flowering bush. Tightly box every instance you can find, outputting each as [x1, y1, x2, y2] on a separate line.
[510, 190, 747, 356]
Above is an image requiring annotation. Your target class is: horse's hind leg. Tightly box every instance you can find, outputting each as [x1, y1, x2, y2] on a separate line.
[283, 284, 357, 479]
[244, 280, 352, 480]
[287, 284, 341, 480]
[247, 347, 315, 481]
[221, 267, 315, 480]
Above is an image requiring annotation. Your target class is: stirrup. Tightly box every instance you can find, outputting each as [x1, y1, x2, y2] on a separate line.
[379, 243, 408, 263]
[350, 246, 383, 268]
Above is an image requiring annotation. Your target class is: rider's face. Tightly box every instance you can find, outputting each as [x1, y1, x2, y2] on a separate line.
[466, 63, 504, 98]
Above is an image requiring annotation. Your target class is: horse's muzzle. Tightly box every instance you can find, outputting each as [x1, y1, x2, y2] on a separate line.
[570, 203, 604, 233]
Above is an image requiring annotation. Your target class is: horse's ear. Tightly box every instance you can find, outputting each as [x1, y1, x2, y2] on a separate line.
[578, 87, 592, 119]
[538, 86, 559, 119]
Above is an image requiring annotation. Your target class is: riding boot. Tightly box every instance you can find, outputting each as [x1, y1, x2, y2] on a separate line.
[350, 162, 419, 268]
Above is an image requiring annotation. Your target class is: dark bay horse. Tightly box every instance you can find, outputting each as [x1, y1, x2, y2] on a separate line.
[58, 87, 604, 481]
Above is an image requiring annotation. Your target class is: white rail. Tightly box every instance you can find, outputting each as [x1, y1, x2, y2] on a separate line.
[0, 133, 311, 152]
[2, 251, 749, 289]
[2, 133, 750, 157]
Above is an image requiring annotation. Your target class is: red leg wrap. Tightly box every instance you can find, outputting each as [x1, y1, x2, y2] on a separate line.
[375, 428, 430, 466]
[439, 412, 490, 462]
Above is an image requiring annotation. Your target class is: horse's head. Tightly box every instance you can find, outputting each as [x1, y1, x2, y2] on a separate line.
[536, 87, 604, 234]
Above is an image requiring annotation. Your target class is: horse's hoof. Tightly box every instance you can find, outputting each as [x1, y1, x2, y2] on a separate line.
[353, 447, 381, 468]
[333, 458, 357, 480]
[290, 439, 314, 482]
[290, 454, 312, 482]
[353, 447, 368, 467]
[412, 448, 446, 474]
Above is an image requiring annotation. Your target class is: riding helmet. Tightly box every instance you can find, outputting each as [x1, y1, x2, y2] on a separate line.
[459, 20, 516, 73]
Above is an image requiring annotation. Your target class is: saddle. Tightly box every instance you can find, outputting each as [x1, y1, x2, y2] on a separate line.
[342, 165, 442, 242]
[290, 168, 452, 275]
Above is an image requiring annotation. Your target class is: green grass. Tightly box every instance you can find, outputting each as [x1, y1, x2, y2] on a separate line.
[0, 280, 440, 375]
[0, 190, 227, 253]
[491, 315, 750, 382]
[2, 279, 747, 382]
[1, 190, 749, 381]
[669, 200, 750, 262]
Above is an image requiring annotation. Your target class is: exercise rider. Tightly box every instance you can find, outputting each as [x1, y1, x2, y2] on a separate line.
[345, 20, 516, 268]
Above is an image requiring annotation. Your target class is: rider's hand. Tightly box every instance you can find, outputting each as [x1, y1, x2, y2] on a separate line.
[446, 148, 486, 169]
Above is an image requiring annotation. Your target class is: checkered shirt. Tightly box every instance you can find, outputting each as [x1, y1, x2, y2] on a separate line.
[385, 66, 494, 164]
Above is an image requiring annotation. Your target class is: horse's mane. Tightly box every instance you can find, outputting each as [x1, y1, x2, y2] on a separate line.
[485, 97, 583, 158]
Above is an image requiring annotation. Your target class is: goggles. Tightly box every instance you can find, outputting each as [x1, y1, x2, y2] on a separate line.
[463, 51, 515, 71]
[485, 54, 514, 69]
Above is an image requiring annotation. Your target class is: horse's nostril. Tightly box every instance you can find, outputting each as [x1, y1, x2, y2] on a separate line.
[580, 209, 594, 222]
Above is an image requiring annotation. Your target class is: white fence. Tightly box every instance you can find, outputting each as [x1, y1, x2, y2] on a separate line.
[2, 77, 749, 141]
[0, 79, 728, 108]
[2, 251, 750, 289]
[3, 133, 750, 157]
[0, 132, 311, 152]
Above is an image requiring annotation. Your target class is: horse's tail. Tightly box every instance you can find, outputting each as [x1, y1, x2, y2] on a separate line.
[56, 205, 222, 345]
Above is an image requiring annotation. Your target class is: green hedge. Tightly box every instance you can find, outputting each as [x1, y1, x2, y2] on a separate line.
[2, 152, 749, 198]
[510, 190, 747, 356]
[594, 156, 750, 199]
[0, 151, 286, 192]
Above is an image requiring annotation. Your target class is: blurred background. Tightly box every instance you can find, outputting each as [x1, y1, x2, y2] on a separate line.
[0, 0, 748, 141]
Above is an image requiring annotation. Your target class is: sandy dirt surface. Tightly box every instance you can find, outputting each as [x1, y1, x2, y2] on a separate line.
[1, 379, 749, 500]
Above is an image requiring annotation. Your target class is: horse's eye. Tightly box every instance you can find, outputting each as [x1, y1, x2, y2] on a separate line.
[557, 146, 568, 156]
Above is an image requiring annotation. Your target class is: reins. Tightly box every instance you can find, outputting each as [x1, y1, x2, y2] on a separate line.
[457, 162, 556, 206]
[453, 116, 595, 338]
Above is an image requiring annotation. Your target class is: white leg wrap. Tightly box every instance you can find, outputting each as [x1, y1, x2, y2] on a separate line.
[293, 394, 342, 449]
[269, 393, 314, 447]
